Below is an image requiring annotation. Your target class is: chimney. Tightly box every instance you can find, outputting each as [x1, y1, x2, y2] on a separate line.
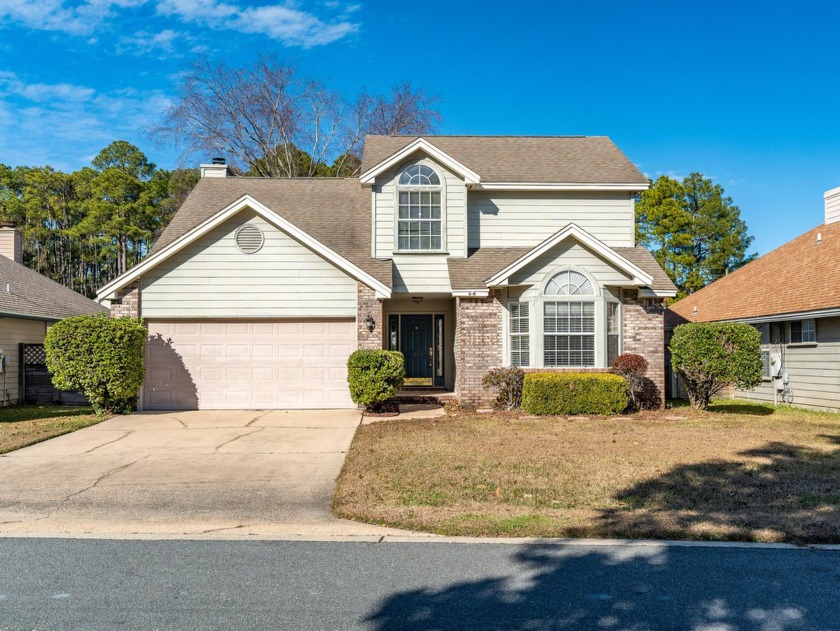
[0, 221, 22, 263]
[825, 185, 840, 225]
[200, 157, 232, 178]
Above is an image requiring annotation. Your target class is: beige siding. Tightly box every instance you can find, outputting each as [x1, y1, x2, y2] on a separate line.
[0, 317, 47, 404]
[735, 316, 840, 411]
[825, 186, 840, 225]
[513, 240, 634, 299]
[392, 255, 452, 293]
[373, 156, 468, 257]
[140, 210, 358, 318]
[468, 191, 635, 249]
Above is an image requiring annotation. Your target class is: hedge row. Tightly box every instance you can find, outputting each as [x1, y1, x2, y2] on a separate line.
[521, 372, 628, 416]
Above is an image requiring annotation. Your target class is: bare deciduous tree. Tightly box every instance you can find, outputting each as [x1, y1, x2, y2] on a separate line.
[151, 55, 442, 177]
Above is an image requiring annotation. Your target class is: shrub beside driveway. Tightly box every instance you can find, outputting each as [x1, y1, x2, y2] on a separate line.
[334, 400, 840, 543]
[0, 405, 105, 454]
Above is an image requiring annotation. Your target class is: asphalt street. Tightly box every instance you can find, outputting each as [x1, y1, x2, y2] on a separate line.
[0, 538, 838, 630]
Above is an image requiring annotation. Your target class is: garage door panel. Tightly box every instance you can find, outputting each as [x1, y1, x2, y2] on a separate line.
[144, 319, 355, 410]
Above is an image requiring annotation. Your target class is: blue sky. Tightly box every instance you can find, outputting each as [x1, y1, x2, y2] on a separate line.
[1, 0, 839, 256]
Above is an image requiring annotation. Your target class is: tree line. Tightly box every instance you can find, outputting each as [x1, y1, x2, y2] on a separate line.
[0, 142, 197, 298]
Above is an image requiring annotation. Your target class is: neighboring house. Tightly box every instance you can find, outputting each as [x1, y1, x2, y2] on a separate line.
[0, 222, 108, 405]
[666, 184, 840, 411]
[96, 136, 676, 411]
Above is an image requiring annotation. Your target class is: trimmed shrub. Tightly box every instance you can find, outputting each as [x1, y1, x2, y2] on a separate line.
[347, 350, 405, 411]
[44, 315, 146, 414]
[670, 322, 762, 410]
[611, 353, 649, 412]
[482, 367, 525, 409]
[521, 372, 628, 416]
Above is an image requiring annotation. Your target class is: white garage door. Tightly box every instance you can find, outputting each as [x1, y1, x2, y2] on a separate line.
[144, 320, 356, 410]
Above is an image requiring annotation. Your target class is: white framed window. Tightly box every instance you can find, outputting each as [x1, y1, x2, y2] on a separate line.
[544, 301, 596, 367]
[509, 302, 530, 367]
[607, 301, 621, 366]
[789, 319, 816, 344]
[760, 349, 771, 380]
[397, 164, 442, 251]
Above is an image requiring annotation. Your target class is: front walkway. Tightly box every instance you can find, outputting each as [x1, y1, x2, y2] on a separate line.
[0, 410, 405, 539]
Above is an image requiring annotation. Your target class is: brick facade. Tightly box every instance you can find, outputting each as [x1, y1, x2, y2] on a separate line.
[356, 283, 383, 350]
[454, 295, 503, 407]
[622, 289, 666, 408]
[110, 282, 141, 318]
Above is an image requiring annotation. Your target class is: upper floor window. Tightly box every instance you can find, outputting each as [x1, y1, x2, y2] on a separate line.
[397, 165, 442, 251]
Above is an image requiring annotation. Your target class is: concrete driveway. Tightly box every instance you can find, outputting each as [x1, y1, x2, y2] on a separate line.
[0, 410, 401, 539]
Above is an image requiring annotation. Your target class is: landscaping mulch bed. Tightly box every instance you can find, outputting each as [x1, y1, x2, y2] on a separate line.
[0, 405, 105, 454]
[333, 400, 840, 543]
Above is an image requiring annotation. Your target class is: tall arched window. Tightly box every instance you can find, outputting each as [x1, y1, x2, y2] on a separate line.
[397, 165, 442, 251]
[543, 270, 596, 367]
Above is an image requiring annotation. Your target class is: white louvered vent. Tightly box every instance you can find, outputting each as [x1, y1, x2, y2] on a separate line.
[235, 224, 264, 254]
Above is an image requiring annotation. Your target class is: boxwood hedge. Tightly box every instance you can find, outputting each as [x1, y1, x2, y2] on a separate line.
[347, 350, 405, 411]
[521, 372, 629, 416]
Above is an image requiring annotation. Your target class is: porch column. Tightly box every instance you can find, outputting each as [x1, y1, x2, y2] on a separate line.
[454, 295, 503, 408]
[622, 289, 666, 408]
[357, 283, 383, 350]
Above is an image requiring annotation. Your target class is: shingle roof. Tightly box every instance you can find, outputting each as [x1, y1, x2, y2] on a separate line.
[447, 246, 677, 292]
[152, 177, 392, 287]
[361, 135, 648, 185]
[0, 256, 108, 320]
[667, 221, 840, 325]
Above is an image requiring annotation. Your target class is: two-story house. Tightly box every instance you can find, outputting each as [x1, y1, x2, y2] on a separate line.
[96, 135, 676, 410]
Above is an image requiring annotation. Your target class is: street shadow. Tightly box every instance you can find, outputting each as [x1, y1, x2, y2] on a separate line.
[144, 334, 198, 410]
[365, 542, 827, 630]
[582, 438, 840, 543]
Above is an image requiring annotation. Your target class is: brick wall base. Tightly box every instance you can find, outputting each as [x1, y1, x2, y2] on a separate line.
[622, 289, 666, 408]
[110, 282, 140, 318]
[454, 295, 503, 407]
[357, 283, 383, 350]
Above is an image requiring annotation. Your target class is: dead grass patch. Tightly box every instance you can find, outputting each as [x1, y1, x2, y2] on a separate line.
[0, 405, 105, 454]
[333, 400, 840, 543]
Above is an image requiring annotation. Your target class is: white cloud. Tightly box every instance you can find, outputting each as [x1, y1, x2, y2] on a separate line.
[156, 0, 360, 47]
[0, 72, 171, 169]
[0, 0, 149, 35]
[119, 28, 186, 56]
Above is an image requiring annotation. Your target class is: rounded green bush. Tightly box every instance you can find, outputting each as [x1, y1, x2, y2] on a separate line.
[347, 350, 405, 411]
[521, 372, 629, 416]
[45, 314, 146, 414]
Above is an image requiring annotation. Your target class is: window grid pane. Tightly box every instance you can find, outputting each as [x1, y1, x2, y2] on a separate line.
[543, 301, 595, 367]
[509, 302, 530, 367]
[397, 168, 442, 251]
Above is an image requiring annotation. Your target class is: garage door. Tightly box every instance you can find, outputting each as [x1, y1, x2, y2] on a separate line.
[144, 320, 356, 410]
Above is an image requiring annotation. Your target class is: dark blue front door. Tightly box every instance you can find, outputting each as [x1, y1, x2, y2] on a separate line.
[401, 315, 433, 384]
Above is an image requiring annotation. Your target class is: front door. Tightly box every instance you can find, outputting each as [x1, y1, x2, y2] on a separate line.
[401, 314, 433, 386]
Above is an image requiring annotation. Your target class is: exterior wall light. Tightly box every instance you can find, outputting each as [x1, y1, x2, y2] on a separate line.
[365, 314, 376, 332]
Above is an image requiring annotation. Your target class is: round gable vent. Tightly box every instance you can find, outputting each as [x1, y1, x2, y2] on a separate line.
[235, 224, 264, 254]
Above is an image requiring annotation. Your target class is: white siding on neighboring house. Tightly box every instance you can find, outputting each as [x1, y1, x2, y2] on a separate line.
[825, 186, 840, 225]
[140, 210, 358, 318]
[468, 191, 635, 249]
[373, 156, 466, 293]
[737, 316, 840, 411]
[0, 316, 47, 405]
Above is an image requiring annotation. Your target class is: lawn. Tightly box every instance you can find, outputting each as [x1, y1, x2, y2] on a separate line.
[333, 400, 840, 543]
[0, 405, 105, 454]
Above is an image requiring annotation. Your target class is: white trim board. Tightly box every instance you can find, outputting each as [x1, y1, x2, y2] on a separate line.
[360, 138, 481, 186]
[485, 223, 655, 288]
[476, 182, 649, 192]
[96, 195, 392, 302]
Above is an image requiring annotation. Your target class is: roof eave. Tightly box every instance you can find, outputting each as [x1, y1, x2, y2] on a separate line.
[476, 182, 649, 192]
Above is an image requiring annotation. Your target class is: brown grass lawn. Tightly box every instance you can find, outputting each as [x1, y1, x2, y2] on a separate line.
[333, 400, 840, 543]
[0, 405, 105, 454]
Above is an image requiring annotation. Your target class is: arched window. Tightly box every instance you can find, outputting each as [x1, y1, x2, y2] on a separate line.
[397, 165, 442, 251]
[543, 270, 596, 367]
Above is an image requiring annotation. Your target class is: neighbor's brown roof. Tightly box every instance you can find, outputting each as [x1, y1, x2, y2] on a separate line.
[0, 255, 107, 320]
[667, 222, 840, 325]
[447, 246, 677, 292]
[361, 136, 648, 185]
[152, 177, 392, 287]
